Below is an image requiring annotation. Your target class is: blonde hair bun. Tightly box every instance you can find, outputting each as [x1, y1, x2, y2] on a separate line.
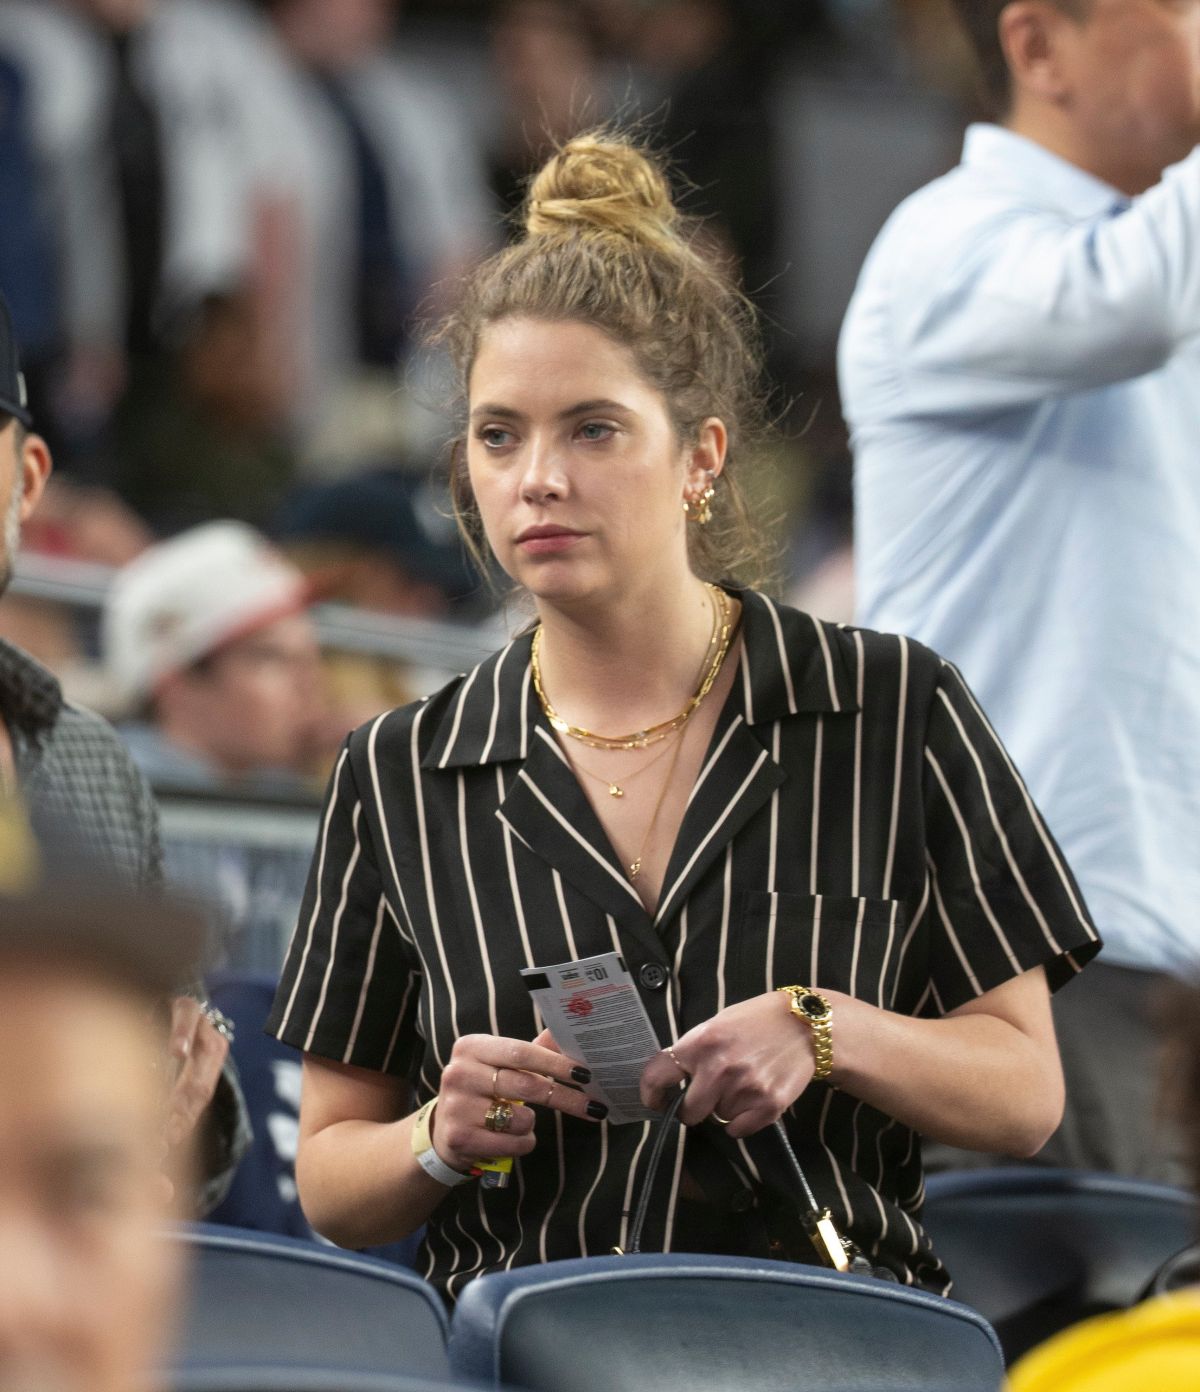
[525, 134, 679, 248]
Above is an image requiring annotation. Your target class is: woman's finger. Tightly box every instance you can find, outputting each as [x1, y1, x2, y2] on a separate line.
[675, 1072, 722, 1127]
[639, 1045, 689, 1111]
[432, 1092, 538, 1167]
[477, 1061, 608, 1124]
[452, 1033, 591, 1090]
[531, 1027, 563, 1054]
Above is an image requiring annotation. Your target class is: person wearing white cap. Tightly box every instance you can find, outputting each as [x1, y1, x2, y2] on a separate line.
[104, 521, 324, 791]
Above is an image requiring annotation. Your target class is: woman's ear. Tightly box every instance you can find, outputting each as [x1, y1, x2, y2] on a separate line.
[684, 417, 728, 499]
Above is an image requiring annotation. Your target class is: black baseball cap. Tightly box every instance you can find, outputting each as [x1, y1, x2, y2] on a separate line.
[0, 291, 33, 427]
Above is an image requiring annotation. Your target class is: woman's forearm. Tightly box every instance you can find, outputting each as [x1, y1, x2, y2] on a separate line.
[296, 1110, 452, 1249]
[826, 980, 1064, 1156]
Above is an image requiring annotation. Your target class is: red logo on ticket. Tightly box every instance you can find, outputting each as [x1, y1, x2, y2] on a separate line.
[566, 994, 594, 1018]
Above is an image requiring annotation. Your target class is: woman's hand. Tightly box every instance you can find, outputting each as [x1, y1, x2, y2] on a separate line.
[432, 1033, 608, 1173]
[640, 993, 816, 1139]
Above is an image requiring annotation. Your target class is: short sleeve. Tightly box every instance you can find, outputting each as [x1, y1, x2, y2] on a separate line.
[267, 740, 421, 1076]
[921, 661, 1101, 1015]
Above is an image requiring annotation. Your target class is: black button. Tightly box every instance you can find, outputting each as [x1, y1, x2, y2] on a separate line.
[638, 961, 668, 991]
[729, 1190, 755, 1214]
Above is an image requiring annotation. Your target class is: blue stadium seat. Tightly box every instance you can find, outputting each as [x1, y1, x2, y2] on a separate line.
[1141, 1242, 1200, 1300]
[173, 1224, 449, 1384]
[448, 1253, 1004, 1391]
[921, 1167, 1197, 1361]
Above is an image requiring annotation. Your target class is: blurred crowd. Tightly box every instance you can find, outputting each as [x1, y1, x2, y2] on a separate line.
[0, 0, 977, 619]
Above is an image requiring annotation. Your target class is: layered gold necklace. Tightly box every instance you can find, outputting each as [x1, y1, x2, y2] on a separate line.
[530, 583, 733, 753]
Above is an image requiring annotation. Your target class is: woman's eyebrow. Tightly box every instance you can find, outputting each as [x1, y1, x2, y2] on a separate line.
[469, 403, 522, 422]
[470, 398, 633, 423]
[558, 398, 632, 418]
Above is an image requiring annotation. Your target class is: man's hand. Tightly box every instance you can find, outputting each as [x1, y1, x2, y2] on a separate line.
[165, 997, 229, 1154]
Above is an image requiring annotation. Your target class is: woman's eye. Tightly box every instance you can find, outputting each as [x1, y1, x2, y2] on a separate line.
[479, 427, 514, 449]
[578, 422, 615, 442]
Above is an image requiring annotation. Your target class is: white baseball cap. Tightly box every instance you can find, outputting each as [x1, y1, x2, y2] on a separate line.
[103, 522, 312, 704]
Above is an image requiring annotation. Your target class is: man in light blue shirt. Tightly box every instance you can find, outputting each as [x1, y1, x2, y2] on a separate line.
[839, 0, 1200, 1180]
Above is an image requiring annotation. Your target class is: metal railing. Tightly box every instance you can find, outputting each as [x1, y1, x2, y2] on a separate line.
[11, 552, 498, 674]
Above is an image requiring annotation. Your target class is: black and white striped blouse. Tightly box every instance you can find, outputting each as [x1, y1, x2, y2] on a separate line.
[268, 590, 1100, 1298]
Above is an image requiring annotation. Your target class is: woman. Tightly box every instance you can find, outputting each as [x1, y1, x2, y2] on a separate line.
[268, 134, 1100, 1300]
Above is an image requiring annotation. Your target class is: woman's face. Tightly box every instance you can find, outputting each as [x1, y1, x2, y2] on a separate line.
[466, 316, 722, 609]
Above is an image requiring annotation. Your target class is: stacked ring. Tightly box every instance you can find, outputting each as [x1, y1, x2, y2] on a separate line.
[484, 1100, 515, 1133]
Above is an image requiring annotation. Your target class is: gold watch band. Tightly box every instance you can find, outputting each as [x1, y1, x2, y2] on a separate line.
[777, 985, 834, 1081]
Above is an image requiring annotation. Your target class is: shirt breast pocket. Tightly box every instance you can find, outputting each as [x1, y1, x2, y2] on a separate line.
[735, 891, 909, 1007]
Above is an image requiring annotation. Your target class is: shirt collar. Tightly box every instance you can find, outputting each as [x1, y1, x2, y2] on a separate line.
[961, 123, 1129, 219]
[421, 591, 861, 771]
[0, 638, 64, 740]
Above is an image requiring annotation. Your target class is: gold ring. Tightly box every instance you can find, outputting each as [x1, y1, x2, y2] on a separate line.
[484, 1100, 515, 1133]
[666, 1046, 688, 1076]
[712, 1113, 732, 1125]
[491, 1067, 502, 1095]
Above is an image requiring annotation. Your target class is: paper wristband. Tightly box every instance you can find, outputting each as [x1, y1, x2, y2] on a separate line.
[411, 1097, 473, 1188]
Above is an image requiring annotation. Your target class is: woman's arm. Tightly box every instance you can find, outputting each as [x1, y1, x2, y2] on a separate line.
[640, 965, 1063, 1156]
[297, 1035, 606, 1250]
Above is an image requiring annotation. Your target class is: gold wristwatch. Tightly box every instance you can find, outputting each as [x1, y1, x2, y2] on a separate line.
[777, 985, 834, 1081]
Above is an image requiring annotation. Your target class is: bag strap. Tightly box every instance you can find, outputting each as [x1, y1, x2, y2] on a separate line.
[620, 1081, 870, 1273]
[624, 1086, 689, 1254]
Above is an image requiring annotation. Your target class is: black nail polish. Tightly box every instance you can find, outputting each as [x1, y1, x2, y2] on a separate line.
[586, 1101, 609, 1120]
[571, 1066, 592, 1084]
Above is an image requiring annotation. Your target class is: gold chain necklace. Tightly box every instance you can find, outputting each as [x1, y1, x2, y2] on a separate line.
[629, 718, 689, 882]
[567, 728, 683, 798]
[531, 583, 732, 751]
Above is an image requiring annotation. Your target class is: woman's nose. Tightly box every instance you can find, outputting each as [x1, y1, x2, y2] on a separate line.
[519, 438, 566, 503]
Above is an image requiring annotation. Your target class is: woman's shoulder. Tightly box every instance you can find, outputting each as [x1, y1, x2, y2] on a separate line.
[740, 590, 948, 705]
[344, 631, 534, 772]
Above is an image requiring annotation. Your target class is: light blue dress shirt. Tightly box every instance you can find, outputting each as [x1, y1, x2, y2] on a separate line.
[839, 123, 1200, 975]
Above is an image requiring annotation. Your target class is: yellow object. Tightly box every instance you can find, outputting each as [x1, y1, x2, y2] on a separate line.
[1007, 1291, 1200, 1392]
[473, 1155, 514, 1179]
[0, 792, 40, 894]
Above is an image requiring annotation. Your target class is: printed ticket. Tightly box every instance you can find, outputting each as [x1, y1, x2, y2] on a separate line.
[522, 951, 661, 1124]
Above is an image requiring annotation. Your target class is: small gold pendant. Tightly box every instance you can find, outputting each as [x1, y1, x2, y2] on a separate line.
[629, 858, 642, 879]
[608, 783, 624, 798]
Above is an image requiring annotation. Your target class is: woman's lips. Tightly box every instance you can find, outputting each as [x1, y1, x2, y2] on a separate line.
[516, 528, 585, 555]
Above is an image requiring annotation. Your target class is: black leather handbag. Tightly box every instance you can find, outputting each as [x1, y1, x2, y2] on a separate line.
[618, 1083, 892, 1279]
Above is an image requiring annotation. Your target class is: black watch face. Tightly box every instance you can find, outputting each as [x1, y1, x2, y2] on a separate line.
[799, 993, 827, 1020]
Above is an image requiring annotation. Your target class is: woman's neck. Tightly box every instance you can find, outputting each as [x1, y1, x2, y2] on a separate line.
[533, 575, 721, 736]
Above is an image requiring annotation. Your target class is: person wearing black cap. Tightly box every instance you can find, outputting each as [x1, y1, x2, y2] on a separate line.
[0, 882, 205, 1392]
[0, 291, 248, 1212]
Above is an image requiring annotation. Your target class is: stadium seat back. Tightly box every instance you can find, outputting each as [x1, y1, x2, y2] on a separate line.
[448, 1254, 1004, 1391]
[171, 1371, 468, 1392]
[1142, 1242, 1200, 1300]
[175, 1224, 449, 1381]
[921, 1167, 1197, 1360]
